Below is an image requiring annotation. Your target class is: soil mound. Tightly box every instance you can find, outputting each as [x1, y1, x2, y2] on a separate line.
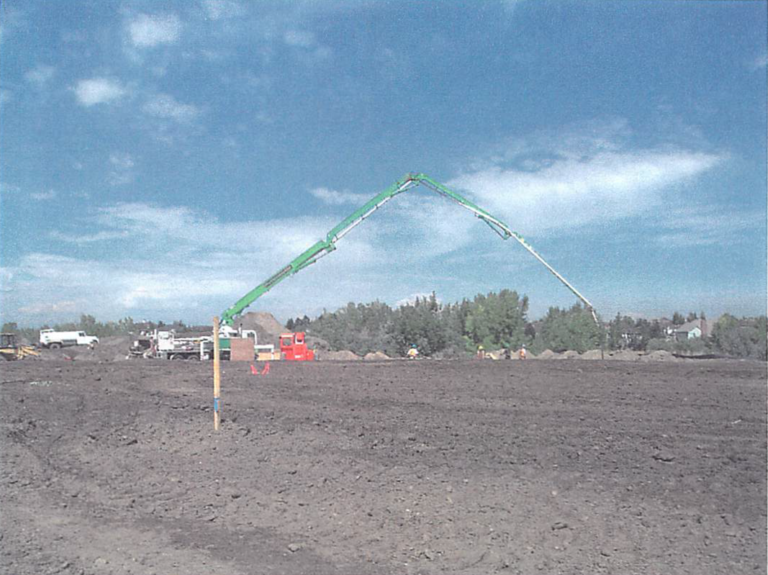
[641, 350, 679, 362]
[364, 351, 390, 361]
[581, 349, 604, 360]
[609, 350, 641, 361]
[559, 350, 580, 360]
[322, 350, 362, 361]
[235, 312, 286, 347]
[536, 349, 559, 360]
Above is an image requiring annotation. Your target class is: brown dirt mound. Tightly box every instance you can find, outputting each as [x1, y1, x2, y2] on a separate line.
[581, 349, 604, 360]
[535, 349, 559, 360]
[608, 350, 642, 361]
[235, 312, 286, 346]
[363, 351, 390, 361]
[641, 350, 679, 362]
[559, 350, 581, 360]
[322, 350, 362, 361]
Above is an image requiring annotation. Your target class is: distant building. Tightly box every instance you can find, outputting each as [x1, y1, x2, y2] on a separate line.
[672, 319, 708, 341]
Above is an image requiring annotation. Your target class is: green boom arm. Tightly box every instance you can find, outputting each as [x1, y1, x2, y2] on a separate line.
[220, 173, 598, 325]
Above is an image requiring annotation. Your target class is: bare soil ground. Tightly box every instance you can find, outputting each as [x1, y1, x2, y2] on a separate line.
[1, 359, 765, 574]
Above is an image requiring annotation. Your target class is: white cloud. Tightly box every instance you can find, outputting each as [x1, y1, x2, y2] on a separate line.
[74, 78, 126, 106]
[109, 152, 135, 170]
[448, 120, 725, 237]
[654, 205, 764, 248]
[309, 187, 368, 206]
[396, 292, 441, 308]
[31, 189, 57, 201]
[143, 93, 199, 122]
[202, 0, 245, 20]
[25, 64, 55, 87]
[283, 29, 332, 62]
[19, 300, 81, 315]
[107, 152, 136, 186]
[129, 13, 181, 48]
[750, 53, 768, 70]
[0, 182, 20, 195]
[50, 230, 130, 244]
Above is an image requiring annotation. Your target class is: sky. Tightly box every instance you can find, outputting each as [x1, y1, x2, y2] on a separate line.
[0, 0, 766, 326]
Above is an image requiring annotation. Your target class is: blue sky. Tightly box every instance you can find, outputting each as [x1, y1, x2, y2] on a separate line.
[1, 0, 766, 325]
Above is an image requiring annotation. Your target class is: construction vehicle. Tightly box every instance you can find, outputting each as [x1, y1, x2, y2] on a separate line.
[129, 327, 278, 361]
[0, 333, 40, 361]
[39, 329, 99, 349]
[218, 173, 599, 334]
[279, 332, 314, 361]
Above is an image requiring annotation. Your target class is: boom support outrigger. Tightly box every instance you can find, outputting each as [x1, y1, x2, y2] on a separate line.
[221, 173, 598, 326]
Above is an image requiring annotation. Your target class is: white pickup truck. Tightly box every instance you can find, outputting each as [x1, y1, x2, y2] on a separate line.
[39, 329, 99, 349]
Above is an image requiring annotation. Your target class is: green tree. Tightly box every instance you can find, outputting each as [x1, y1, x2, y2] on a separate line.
[535, 304, 605, 353]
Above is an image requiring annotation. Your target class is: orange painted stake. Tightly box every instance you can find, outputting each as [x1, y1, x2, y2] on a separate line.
[213, 316, 221, 431]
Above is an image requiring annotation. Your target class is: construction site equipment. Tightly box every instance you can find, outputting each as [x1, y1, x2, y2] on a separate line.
[129, 328, 278, 361]
[219, 173, 598, 328]
[0, 333, 40, 361]
[279, 332, 314, 361]
[40, 329, 99, 349]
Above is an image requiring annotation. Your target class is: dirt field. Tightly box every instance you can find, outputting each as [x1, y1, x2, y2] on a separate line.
[1, 359, 765, 574]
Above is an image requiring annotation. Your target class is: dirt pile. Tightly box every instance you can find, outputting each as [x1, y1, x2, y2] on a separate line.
[235, 312, 286, 347]
[535, 349, 559, 360]
[641, 350, 679, 362]
[321, 350, 362, 361]
[559, 350, 581, 360]
[608, 350, 642, 361]
[363, 351, 390, 361]
[581, 349, 604, 360]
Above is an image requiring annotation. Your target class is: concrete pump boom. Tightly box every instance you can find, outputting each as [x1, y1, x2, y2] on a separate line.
[220, 173, 598, 326]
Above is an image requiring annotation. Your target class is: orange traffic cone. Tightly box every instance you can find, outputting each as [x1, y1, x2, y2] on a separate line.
[262, 362, 270, 375]
[250, 364, 259, 375]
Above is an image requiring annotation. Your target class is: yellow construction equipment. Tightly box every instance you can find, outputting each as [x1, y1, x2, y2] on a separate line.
[0, 333, 40, 361]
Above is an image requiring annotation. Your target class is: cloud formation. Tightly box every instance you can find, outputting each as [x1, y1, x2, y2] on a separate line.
[74, 78, 126, 106]
[143, 93, 199, 122]
[129, 13, 181, 48]
[31, 189, 57, 201]
[25, 65, 55, 87]
[449, 121, 725, 237]
[309, 187, 368, 206]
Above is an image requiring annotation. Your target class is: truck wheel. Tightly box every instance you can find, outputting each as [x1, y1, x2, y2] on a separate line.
[187, 355, 200, 360]
[169, 354, 182, 360]
[49, 343, 62, 350]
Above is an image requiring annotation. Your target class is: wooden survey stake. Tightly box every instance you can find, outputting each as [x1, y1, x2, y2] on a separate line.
[213, 316, 221, 431]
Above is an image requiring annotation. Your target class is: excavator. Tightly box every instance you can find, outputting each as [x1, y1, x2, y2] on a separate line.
[220, 172, 598, 343]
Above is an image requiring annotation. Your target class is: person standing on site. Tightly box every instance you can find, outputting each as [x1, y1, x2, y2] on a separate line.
[519, 345, 527, 360]
[407, 345, 419, 359]
[477, 345, 485, 360]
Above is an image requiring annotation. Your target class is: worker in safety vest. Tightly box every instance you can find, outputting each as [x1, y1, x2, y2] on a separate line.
[407, 345, 419, 359]
[477, 345, 485, 359]
[519, 345, 527, 360]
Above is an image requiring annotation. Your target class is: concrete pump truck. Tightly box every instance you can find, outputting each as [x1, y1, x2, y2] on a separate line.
[215, 173, 598, 359]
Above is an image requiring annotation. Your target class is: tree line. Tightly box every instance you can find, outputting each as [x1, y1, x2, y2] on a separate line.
[3, 293, 765, 360]
[290, 291, 766, 360]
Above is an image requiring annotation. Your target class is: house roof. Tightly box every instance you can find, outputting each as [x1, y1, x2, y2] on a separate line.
[675, 319, 703, 333]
